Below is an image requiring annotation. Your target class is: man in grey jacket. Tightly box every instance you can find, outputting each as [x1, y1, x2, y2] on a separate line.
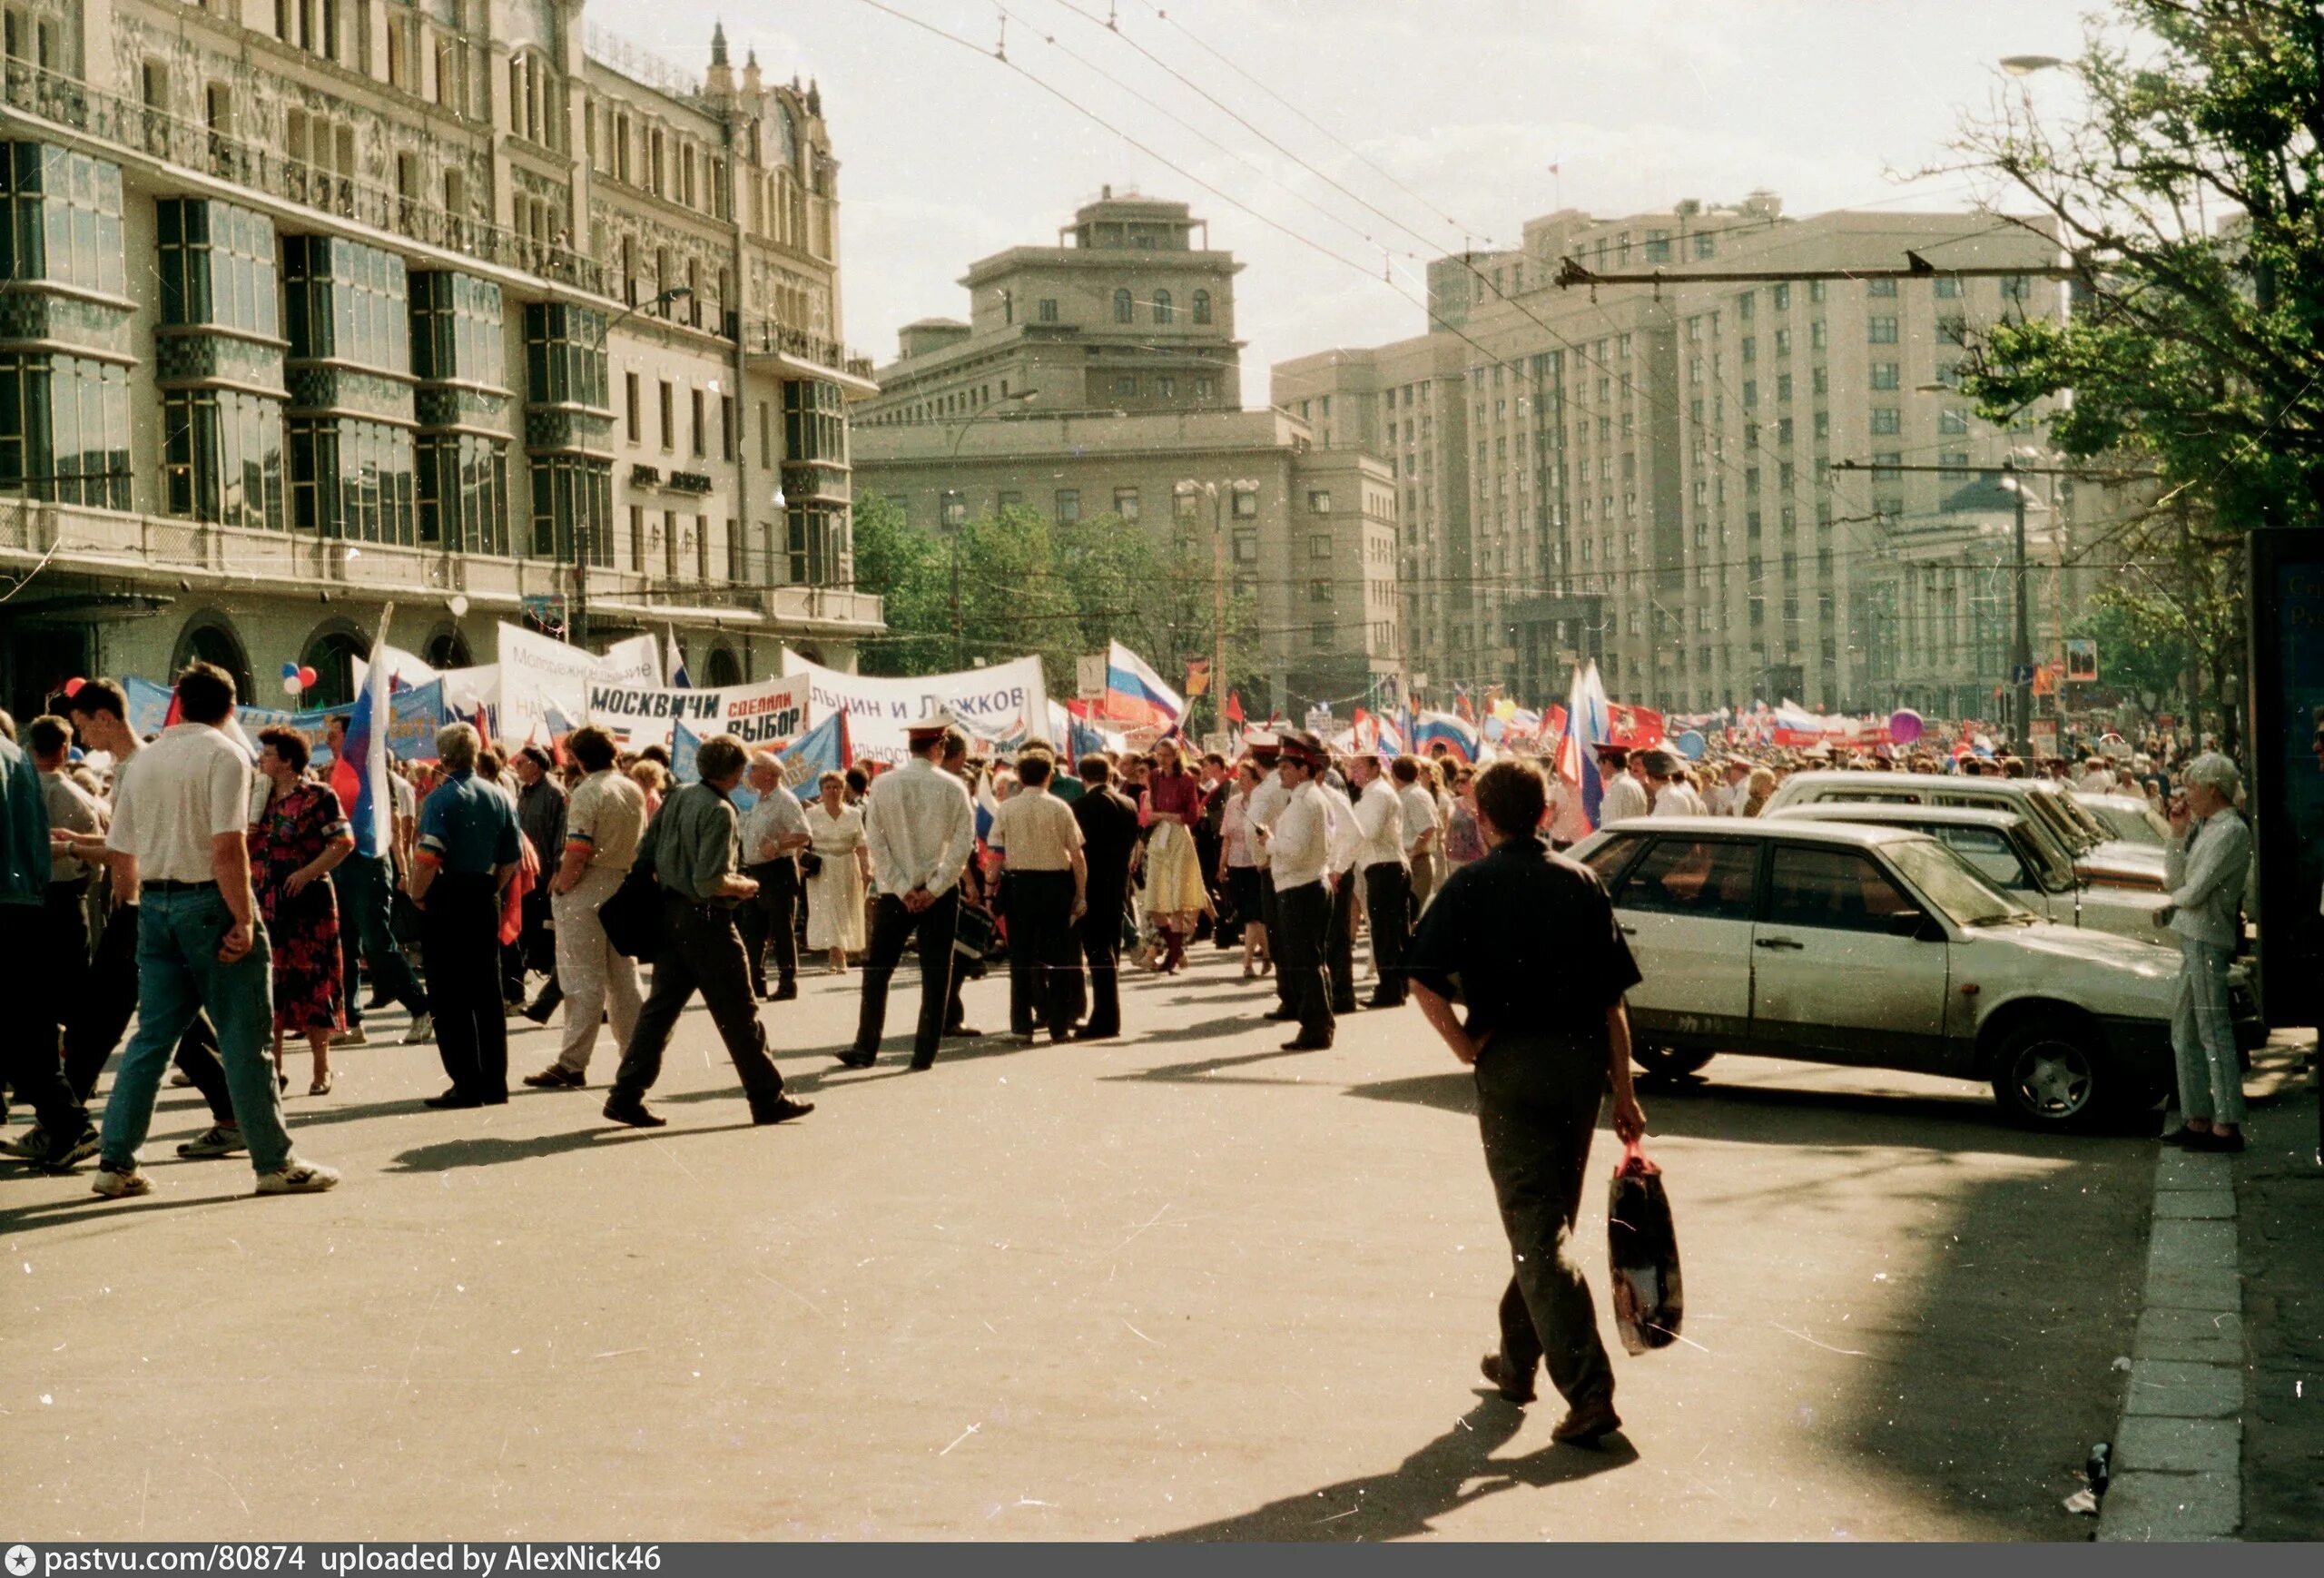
[2158, 751, 2250, 1152]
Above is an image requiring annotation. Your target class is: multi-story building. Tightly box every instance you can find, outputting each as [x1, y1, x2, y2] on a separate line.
[1276, 193, 2097, 715]
[0, 3, 881, 722]
[854, 191, 1401, 718]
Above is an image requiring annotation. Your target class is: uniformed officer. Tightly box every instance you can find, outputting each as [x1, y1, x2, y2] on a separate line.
[1256, 730, 1334, 1050]
[1404, 755, 1648, 1448]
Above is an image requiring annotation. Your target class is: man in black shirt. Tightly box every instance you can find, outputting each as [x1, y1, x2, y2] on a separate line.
[1405, 756, 1647, 1448]
[1071, 755, 1142, 1040]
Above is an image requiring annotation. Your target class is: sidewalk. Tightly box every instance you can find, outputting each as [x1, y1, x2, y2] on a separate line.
[2238, 1039, 2323, 1541]
[2097, 1036, 2319, 1542]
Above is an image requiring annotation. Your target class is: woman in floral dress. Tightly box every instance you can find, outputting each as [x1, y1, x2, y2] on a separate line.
[251, 727, 355, 1094]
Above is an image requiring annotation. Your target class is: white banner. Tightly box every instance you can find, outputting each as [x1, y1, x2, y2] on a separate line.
[498, 623, 662, 743]
[780, 651, 1051, 766]
[586, 673, 811, 754]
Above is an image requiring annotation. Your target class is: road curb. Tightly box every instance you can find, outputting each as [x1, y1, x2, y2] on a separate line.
[2096, 1145, 2243, 1542]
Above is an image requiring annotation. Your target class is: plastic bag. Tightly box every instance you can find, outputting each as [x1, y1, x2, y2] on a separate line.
[1608, 1139, 1684, 1356]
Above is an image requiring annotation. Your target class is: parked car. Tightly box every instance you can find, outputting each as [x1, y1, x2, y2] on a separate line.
[1571, 817, 2263, 1129]
[2075, 791, 2171, 849]
[1761, 804, 2173, 941]
[1761, 770, 2166, 890]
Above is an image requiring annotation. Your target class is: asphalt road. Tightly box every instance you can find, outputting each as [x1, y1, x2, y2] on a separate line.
[2, 944, 2152, 1541]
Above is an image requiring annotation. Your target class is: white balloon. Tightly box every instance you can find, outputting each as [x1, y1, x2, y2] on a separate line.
[282, 676, 304, 697]
[449, 594, 470, 618]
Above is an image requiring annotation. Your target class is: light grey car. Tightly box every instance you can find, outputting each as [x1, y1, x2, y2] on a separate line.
[1761, 770, 2166, 891]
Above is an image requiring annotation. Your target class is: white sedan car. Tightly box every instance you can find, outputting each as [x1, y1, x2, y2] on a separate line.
[1571, 817, 2260, 1129]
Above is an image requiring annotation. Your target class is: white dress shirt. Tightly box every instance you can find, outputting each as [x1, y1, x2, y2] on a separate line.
[105, 722, 255, 884]
[1322, 783, 1360, 876]
[1652, 782, 1707, 818]
[1353, 776, 1406, 870]
[1397, 781, 1438, 855]
[1268, 780, 1330, 890]
[862, 756, 976, 898]
[989, 784, 1083, 872]
[1246, 769, 1292, 871]
[743, 782, 812, 864]
[2164, 807, 2250, 950]
[1600, 773, 1652, 825]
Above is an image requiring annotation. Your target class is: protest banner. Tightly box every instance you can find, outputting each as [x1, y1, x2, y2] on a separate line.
[498, 623, 661, 743]
[585, 672, 811, 754]
[780, 651, 1050, 766]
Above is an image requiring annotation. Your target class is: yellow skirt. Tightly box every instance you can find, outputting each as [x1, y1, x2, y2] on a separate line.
[1144, 820, 1210, 915]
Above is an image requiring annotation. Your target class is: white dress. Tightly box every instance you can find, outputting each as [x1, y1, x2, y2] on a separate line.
[804, 801, 868, 952]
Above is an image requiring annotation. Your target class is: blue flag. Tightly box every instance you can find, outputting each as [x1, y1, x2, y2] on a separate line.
[776, 711, 849, 799]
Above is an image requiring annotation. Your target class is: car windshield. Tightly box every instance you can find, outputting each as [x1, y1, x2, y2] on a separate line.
[1884, 836, 2035, 928]
[2040, 784, 2112, 844]
[2021, 788, 2098, 853]
[2085, 798, 2170, 846]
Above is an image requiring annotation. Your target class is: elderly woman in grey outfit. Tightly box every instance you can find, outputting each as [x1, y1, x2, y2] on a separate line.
[2158, 752, 2250, 1152]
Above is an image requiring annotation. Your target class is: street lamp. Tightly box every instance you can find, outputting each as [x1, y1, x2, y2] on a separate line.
[943, 389, 1040, 666]
[1174, 478, 1257, 739]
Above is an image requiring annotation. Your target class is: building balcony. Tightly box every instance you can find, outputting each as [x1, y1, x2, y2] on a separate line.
[0, 498, 881, 636]
[0, 61, 610, 301]
[738, 317, 881, 396]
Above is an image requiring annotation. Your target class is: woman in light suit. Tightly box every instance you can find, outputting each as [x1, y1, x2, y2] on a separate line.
[2158, 752, 2251, 1153]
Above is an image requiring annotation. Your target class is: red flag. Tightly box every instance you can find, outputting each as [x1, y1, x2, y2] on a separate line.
[1224, 689, 1246, 725]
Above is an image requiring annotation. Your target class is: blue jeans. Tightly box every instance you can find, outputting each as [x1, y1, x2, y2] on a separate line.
[99, 885, 293, 1176]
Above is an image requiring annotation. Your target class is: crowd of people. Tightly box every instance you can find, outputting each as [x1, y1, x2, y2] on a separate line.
[0, 658, 2257, 1443]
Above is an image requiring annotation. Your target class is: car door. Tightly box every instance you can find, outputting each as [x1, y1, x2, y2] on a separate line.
[1749, 843, 1951, 1071]
[1608, 834, 1758, 1050]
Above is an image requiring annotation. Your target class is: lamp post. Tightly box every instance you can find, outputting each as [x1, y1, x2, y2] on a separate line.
[1175, 478, 1256, 739]
[941, 389, 1039, 667]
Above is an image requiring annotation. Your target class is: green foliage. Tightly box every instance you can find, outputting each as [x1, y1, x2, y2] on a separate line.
[851, 497, 1259, 723]
[2071, 599, 2187, 718]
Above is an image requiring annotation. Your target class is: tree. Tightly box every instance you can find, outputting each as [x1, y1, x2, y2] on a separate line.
[1952, 0, 2324, 535]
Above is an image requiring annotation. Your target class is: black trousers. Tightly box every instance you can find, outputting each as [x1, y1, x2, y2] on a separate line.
[64, 899, 233, 1124]
[1326, 870, 1358, 1014]
[1004, 869, 1080, 1039]
[1475, 1033, 1616, 1410]
[1261, 870, 1292, 1011]
[854, 888, 960, 1067]
[420, 873, 507, 1100]
[1364, 862, 1412, 1006]
[737, 859, 802, 993]
[332, 854, 428, 1025]
[1271, 879, 1334, 1046]
[0, 902, 86, 1140]
[613, 898, 786, 1110]
[1079, 883, 1127, 1036]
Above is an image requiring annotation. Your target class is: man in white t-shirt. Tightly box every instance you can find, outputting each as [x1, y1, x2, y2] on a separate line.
[92, 663, 339, 1198]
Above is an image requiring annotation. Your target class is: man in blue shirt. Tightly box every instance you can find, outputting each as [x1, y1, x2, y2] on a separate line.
[407, 722, 521, 1108]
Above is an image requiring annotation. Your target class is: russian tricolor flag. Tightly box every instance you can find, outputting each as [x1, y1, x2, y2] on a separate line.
[330, 604, 397, 859]
[1558, 660, 1610, 833]
[1102, 640, 1184, 731]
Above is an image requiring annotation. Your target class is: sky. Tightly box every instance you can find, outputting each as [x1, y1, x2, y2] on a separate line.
[602, 0, 2095, 405]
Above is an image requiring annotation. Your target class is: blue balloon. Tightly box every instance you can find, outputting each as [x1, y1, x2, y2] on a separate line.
[281, 661, 301, 679]
[1674, 730, 1707, 761]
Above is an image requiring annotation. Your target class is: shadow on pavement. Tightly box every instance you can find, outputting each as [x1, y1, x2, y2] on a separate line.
[1146, 1397, 1638, 1541]
[386, 1119, 766, 1172]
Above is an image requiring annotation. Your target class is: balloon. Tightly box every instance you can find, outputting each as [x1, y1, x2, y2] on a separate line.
[281, 661, 300, 679]
[298, 666, 319, 687]
[1888, 708, 1924, 745]
[62, 676, 84, 697]
[1674, 730, 1708, 761]
[282, 676, 304, 697]
[448, 594, 470, 619]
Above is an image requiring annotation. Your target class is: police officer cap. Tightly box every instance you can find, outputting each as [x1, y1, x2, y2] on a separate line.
[1278, 729, 1329, 768]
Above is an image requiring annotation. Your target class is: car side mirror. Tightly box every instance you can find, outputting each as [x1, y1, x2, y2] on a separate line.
[1889, 910, 1941, 941]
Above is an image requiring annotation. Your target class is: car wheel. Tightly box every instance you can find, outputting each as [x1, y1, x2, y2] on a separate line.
[1632, 1045, 1714, 1080]
[1990, 1018, 2106, 1128]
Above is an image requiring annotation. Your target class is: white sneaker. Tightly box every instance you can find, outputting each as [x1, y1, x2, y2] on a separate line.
[176, 1124, 247, 1159]
[92, 1166, 152, 1198]
[401, 1011, 433, 1045]
[254, 1159, 341, 1195]
[336, 1025, 369, 1047]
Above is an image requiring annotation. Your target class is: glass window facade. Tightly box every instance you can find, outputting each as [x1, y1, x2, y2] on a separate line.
[162, 387, 285, 530]
[0, 353, 131, 507]
[529, 454, 612, 564]
[156, 200, 280, 335]
[0, 144, 127, 299]
[287, 417, 418, 542]
[785, 504, 845, 585]
[417, 432, 510, 556]
[782, 379, 843, 461]
[284, 236, 411, 370]
[523, 302, 609, 409]
[409, 272, 507, 389]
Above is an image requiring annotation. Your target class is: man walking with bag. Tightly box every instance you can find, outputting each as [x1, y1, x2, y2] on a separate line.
[1404, 757, 1645, 1445]
[602, 735, 812, 1129]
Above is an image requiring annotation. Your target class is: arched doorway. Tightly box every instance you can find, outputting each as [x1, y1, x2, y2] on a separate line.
[168, 613, 253, 706]
[423, 626, 474, 670]
[703, 643, 742, 688]
[300, 623, 369, 709]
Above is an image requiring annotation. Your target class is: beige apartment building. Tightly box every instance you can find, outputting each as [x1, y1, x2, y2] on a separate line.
[855, 192, 1401, 716]
[1276, 193, 2100, 716]
[0, 1, 881, 721]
